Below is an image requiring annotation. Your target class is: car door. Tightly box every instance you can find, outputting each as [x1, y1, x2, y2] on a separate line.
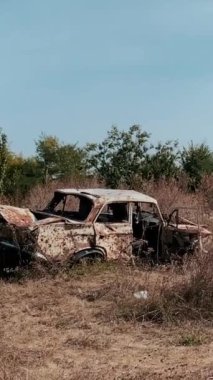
[37, 221, 95, 261]
[94, 202, 133, 260]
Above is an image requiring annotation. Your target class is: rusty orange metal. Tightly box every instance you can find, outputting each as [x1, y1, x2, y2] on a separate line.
[0, 205, 36, 228]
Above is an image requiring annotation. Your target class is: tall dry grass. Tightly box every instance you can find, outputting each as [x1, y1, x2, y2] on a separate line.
[23, 177, 103, 209]
[137, 178, 205, 215]
[70, 250, 213, 324]
[0, 174, 210, 217]
[21, 176, 206, 216]
[3, 250, 213, 325]
[1, 246, 213, 379]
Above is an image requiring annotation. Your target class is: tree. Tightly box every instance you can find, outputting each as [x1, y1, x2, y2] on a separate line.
[181, 142, 213, 190]
[145, 141, 180, 181]
[35, 134, 60, 183]
[56, 144, 86, 179]
[0, 129, 10, 195]
[5, 155, 42, 197]
[35, 133, 86, 183]
[86, 125, 150, 187]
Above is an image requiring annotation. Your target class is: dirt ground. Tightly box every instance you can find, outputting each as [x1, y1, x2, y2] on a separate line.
[0, 264, 213, 380]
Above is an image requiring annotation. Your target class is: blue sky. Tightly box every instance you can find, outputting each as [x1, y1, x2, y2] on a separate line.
[0, 0, 213, 156]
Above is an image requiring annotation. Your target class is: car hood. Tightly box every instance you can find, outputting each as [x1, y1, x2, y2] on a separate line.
[168, 222, 212, 236]
[0, 205, 82, 229]
[0, 205, 36, 227]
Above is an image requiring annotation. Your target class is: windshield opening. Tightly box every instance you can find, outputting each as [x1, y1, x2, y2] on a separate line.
[44, 192, 93, 221]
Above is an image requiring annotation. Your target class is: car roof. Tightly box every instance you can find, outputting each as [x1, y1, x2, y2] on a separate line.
[55, 188, 158, 204]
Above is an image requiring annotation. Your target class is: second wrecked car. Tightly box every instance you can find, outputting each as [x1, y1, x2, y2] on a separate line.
[0, 188, 211, 270]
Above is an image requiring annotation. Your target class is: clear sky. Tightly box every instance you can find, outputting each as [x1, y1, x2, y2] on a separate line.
[0, 0, 213, 156]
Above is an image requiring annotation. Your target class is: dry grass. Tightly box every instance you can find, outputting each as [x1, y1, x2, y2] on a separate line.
[0, 178, 213, 378]
[19, 176, 202, 212]
[9, 176, 211, 234]
[0, 259, 213, 379]
[70, 249, 213, 324]
[138, 178, 205, 218]
[22, 177, 102, 210]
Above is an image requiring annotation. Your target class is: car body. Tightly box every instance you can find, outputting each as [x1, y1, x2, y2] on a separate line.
[0, 188, 211, 269]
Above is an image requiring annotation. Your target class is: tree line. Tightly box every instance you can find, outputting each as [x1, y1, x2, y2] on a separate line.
[0, 125, 213, 199]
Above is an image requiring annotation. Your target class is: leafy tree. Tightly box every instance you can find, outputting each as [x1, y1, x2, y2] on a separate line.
[5, 155, 42, 197]
[56, 144, 86, 179]
[35, 133, 86, 183]
[181, 142, 213, 190]
[35, 134, 60, 183]
[86, 125, 150, 187]
[145, 141, 180, 181]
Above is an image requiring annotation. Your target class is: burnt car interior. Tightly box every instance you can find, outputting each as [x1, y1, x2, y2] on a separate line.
[96, 202, 129, 223]
[132, 202, 160, 236]
[33, 193, 93, 222]
[96, 201, 162, 254]
[132, 202, 162, 255]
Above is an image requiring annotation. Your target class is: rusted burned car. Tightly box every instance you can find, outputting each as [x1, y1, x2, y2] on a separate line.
[0, 188, 211, 270]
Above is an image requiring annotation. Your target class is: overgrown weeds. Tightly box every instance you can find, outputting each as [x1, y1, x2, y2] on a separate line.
[23, 177, 102, 209]
[73, 251, 213, 324]
[112, 251, 213, 323]
[0, 254, 213, 379]
[178, 332, 205, 346]
[2, 247, 213, 325]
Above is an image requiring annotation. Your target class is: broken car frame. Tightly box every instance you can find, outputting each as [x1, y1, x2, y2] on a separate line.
[0, 189, 211, 270]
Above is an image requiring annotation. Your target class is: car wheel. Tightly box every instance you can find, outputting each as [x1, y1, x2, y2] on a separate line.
[73, 249, 105, 266]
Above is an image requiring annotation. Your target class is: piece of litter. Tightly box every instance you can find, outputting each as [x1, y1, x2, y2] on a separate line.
[134, 290, 148, 300]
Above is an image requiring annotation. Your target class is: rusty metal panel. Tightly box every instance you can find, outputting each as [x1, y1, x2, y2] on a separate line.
[94, 222, 132, 260]
[86, 200, 104, 223]
[56, 188, 158, 205]
[0, 206, 36, 227]
[169, 223, 212, 236]
[37, 222, 94, 260]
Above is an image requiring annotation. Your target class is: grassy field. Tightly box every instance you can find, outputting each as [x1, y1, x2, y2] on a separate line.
[1, 179, 213, 379]
[0, 260, 213, 380]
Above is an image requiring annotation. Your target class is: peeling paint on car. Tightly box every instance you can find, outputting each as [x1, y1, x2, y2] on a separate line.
[0, 206, 36, 227]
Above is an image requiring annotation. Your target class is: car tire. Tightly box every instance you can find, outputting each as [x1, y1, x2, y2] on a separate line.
[72, 248, 105, 266]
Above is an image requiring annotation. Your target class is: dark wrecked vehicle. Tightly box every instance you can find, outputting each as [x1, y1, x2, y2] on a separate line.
[0, 188, 211, 270]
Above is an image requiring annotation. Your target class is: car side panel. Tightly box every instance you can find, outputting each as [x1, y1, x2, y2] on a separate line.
[94, 222, 133, 260]
[37, 222, 95, 260]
